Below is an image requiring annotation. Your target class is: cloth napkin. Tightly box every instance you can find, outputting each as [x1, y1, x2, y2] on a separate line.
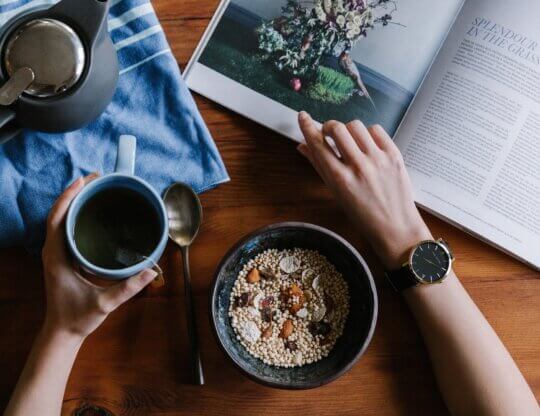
[0, 0, 229, 248]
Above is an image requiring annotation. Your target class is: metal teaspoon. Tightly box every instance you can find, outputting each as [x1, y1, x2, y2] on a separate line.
[164, 182, 204, 385]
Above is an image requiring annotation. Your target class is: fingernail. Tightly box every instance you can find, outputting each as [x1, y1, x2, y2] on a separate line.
[69, 177, 83, 188]
[88, 172, 99, 179]
[141, 269, 158, 280]
[297, 143, 307, 156]
[298, 111, 310, 121]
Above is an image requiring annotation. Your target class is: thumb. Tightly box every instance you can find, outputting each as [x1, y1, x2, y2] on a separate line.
[101, 269, 157, 311]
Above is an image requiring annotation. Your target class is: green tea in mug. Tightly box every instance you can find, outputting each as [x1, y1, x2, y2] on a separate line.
[74, 187, 162, 269]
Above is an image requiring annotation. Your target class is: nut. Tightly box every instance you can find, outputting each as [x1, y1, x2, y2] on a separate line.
[289, 284, 303, 297]
[262, 325, 272, 339]
[247, 268, 260, 283]
[289, 302, 303, 315]
[280, 319, 293, 338]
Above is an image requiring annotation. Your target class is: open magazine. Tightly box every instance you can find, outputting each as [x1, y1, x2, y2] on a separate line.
[184, 0, 540, 270]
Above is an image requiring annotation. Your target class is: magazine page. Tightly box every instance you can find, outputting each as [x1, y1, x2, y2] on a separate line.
[394, 0, 540, 268]
[185, 0, 463, 141]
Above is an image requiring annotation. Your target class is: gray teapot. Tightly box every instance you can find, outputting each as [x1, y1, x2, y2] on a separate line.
[0, 0, 118, 144]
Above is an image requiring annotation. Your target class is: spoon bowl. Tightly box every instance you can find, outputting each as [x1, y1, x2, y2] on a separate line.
[164, 183, 202, 247]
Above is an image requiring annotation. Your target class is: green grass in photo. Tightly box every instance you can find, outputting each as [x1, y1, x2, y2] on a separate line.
[304, 67, 355, 105]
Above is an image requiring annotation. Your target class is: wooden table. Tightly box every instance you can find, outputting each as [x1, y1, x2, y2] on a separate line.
[1, 1, 538, 414]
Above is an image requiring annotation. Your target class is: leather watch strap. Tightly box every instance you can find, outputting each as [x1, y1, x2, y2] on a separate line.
[385, 266, 418, 292]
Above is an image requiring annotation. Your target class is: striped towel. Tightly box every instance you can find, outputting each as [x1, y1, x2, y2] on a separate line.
[0, 0, 229, 248]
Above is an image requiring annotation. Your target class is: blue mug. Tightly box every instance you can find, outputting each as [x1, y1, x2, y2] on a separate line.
[65, 135, 169, 280]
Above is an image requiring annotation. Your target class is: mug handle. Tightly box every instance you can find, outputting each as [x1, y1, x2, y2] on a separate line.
[115, 135, 136, 175]
[0, 107, 22, 145]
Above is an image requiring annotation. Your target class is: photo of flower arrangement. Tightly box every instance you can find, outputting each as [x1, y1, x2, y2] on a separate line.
[256, 0, 398, 110]
[196, 0, 451, 135]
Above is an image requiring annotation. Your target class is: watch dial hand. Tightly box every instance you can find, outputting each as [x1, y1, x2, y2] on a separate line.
[424, 258, 443, 270]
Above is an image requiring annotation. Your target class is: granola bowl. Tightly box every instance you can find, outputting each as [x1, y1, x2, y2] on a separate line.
[210, 222, 378, 389]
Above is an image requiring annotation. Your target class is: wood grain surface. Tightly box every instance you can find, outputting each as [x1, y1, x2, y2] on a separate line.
[0, 0, 538, 414]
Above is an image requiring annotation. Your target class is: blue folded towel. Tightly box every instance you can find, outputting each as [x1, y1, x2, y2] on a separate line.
[0, 0, 229, 248]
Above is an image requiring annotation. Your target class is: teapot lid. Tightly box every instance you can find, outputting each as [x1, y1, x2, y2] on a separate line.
[3, 18, 85, 98]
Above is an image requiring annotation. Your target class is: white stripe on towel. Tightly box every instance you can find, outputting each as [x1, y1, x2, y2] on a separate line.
[108, 3, 153, 30]
[119, 47, 170, 75]
[114, 24, 162, 50]
[0, 0, 56, 25]
[0, 0, 21, 6]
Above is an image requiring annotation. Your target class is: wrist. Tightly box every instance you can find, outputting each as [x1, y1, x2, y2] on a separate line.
[40, 322, 86, 350]
[377, 221, 433, 270]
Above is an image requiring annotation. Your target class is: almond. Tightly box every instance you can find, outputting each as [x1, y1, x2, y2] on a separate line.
[247, 268, 260, 283]
[262, 325, 272, 339]
[289, 302, 303, 315]
[289, 284, 303, 297]
[280, 319, 293, 338]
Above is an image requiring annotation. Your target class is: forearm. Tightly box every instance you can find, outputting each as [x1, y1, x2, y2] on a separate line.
[404, 273, 538, 416]
[4, 326, 83, 416]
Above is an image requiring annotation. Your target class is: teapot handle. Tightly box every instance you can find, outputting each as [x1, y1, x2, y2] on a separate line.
[0, 108, 21, 145]
[49, 0, 109, 47]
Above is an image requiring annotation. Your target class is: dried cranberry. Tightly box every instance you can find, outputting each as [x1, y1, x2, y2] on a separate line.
[260, 296, 274, 309]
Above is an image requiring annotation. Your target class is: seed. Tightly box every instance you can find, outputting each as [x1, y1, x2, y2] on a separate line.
[311, 305, 326, 322]
[239, 321, 261, 343]
[280, 256, 301, 274]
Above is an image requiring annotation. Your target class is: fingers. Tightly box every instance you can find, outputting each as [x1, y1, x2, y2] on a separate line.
[47, 173, 99, 230]
[101, 269, 157, 312]
[44, 173, 100, 265]
[346, 120, 379, 154]
[298, 112, 344, 174]
[368, 124, 394, 152]
[47, 177, 85, 230]
[322, 120, 364, 163]
[297, 143, 326, 180]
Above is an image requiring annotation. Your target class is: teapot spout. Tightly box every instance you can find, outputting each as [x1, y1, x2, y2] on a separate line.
[49, 0, 110, 47]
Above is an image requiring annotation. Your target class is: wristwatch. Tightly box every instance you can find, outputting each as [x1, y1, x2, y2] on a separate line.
[385, 239, 454, 292]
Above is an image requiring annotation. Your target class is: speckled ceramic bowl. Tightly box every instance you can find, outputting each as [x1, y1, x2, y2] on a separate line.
[210, 222, 378, 389]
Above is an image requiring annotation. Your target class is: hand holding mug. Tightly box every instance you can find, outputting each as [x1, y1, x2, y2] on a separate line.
[42, 174, 157, 339]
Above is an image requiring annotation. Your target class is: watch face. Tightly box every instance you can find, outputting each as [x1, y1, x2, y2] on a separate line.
[410, 241, 451, 283]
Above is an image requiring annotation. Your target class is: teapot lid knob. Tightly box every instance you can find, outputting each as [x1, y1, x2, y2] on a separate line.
[3, 18, 85, 98]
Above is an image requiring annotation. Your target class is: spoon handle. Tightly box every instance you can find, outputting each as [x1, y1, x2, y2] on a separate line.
[180, 245, 205, 385]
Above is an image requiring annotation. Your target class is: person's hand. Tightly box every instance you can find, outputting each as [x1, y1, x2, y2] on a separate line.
[41, 175, 157, 340]
[297, 112, 432, 270]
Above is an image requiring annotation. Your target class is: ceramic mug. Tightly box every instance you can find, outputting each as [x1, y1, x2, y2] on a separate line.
[65, 135, 168, 280]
